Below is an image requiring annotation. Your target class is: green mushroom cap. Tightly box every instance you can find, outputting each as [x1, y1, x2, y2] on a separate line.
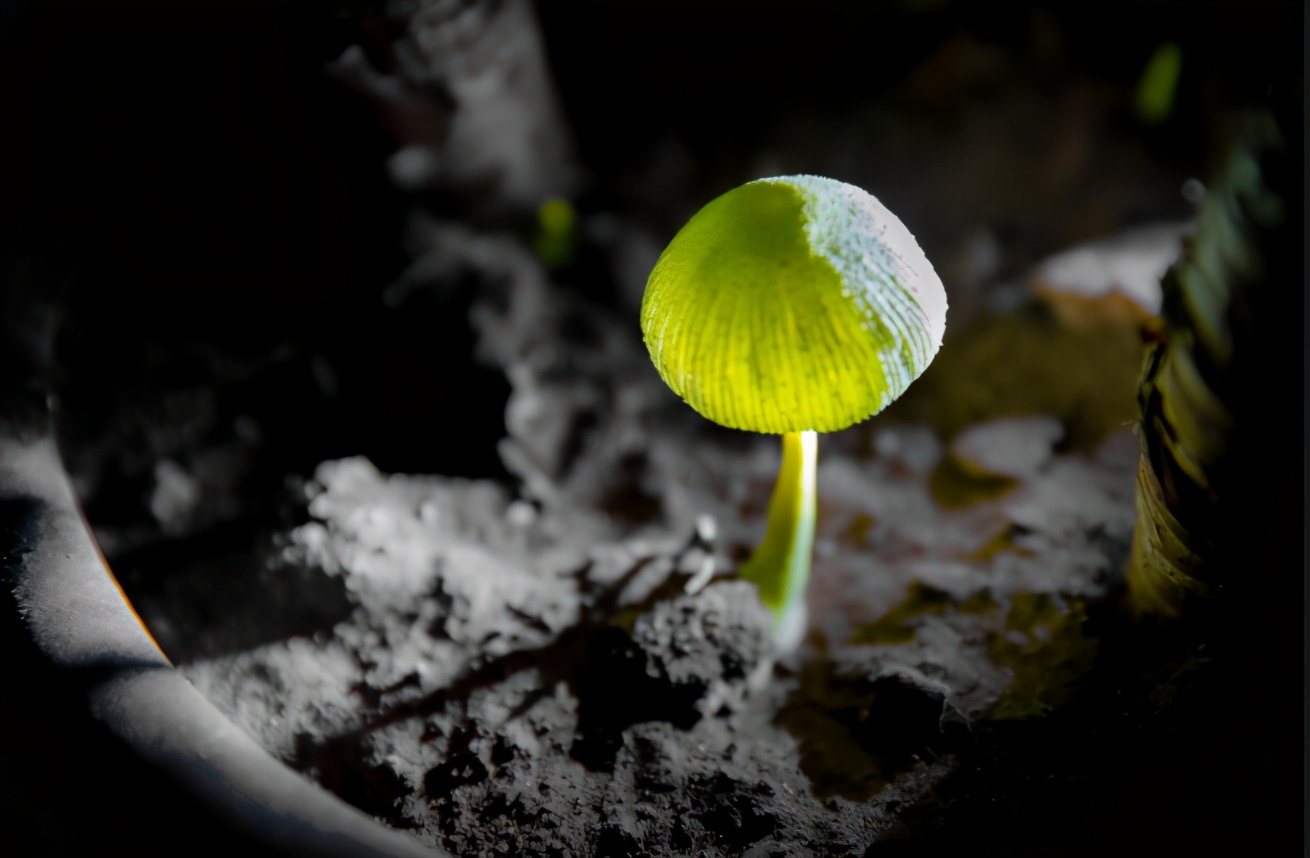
[642, 175, 948, 433]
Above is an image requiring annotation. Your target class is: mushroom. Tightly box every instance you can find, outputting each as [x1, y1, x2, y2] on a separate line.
[641, 175, 948, 649]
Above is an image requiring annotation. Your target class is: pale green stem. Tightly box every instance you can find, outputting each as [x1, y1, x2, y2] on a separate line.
[739, 430, 817, 649]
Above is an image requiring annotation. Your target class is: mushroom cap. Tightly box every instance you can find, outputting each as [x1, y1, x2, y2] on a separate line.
[641, 175, 948, 433]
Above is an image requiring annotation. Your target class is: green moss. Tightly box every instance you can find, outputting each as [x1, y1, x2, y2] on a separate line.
[966, 525, 1036, 563]
[850, 584, 953, 645]
[928, 453, 1019, 509]
[987, 593, 1097, 720]
[887, 298, 1145, 450]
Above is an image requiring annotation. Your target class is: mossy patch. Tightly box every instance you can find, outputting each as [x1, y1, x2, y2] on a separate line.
[987, 593, 1097, 720]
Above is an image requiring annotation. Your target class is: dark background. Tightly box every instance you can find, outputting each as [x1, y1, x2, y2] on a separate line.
[1, 1, 1303, 855]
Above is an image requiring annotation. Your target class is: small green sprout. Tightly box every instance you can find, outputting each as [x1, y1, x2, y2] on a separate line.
[1134, 42, 1183, 126]
[641, 175, 947, 648]
[532, 196, 577, 269]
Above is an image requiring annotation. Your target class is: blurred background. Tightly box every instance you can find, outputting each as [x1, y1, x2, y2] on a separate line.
[1, 1, 1302, 855]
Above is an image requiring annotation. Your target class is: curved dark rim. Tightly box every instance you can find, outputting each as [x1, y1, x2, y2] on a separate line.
[1, 229, 445, 858]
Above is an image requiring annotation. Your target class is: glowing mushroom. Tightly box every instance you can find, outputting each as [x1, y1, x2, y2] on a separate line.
[641, 175, 948, 648]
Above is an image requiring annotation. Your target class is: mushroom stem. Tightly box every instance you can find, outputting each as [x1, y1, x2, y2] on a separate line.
[739, 430, 818, 650]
